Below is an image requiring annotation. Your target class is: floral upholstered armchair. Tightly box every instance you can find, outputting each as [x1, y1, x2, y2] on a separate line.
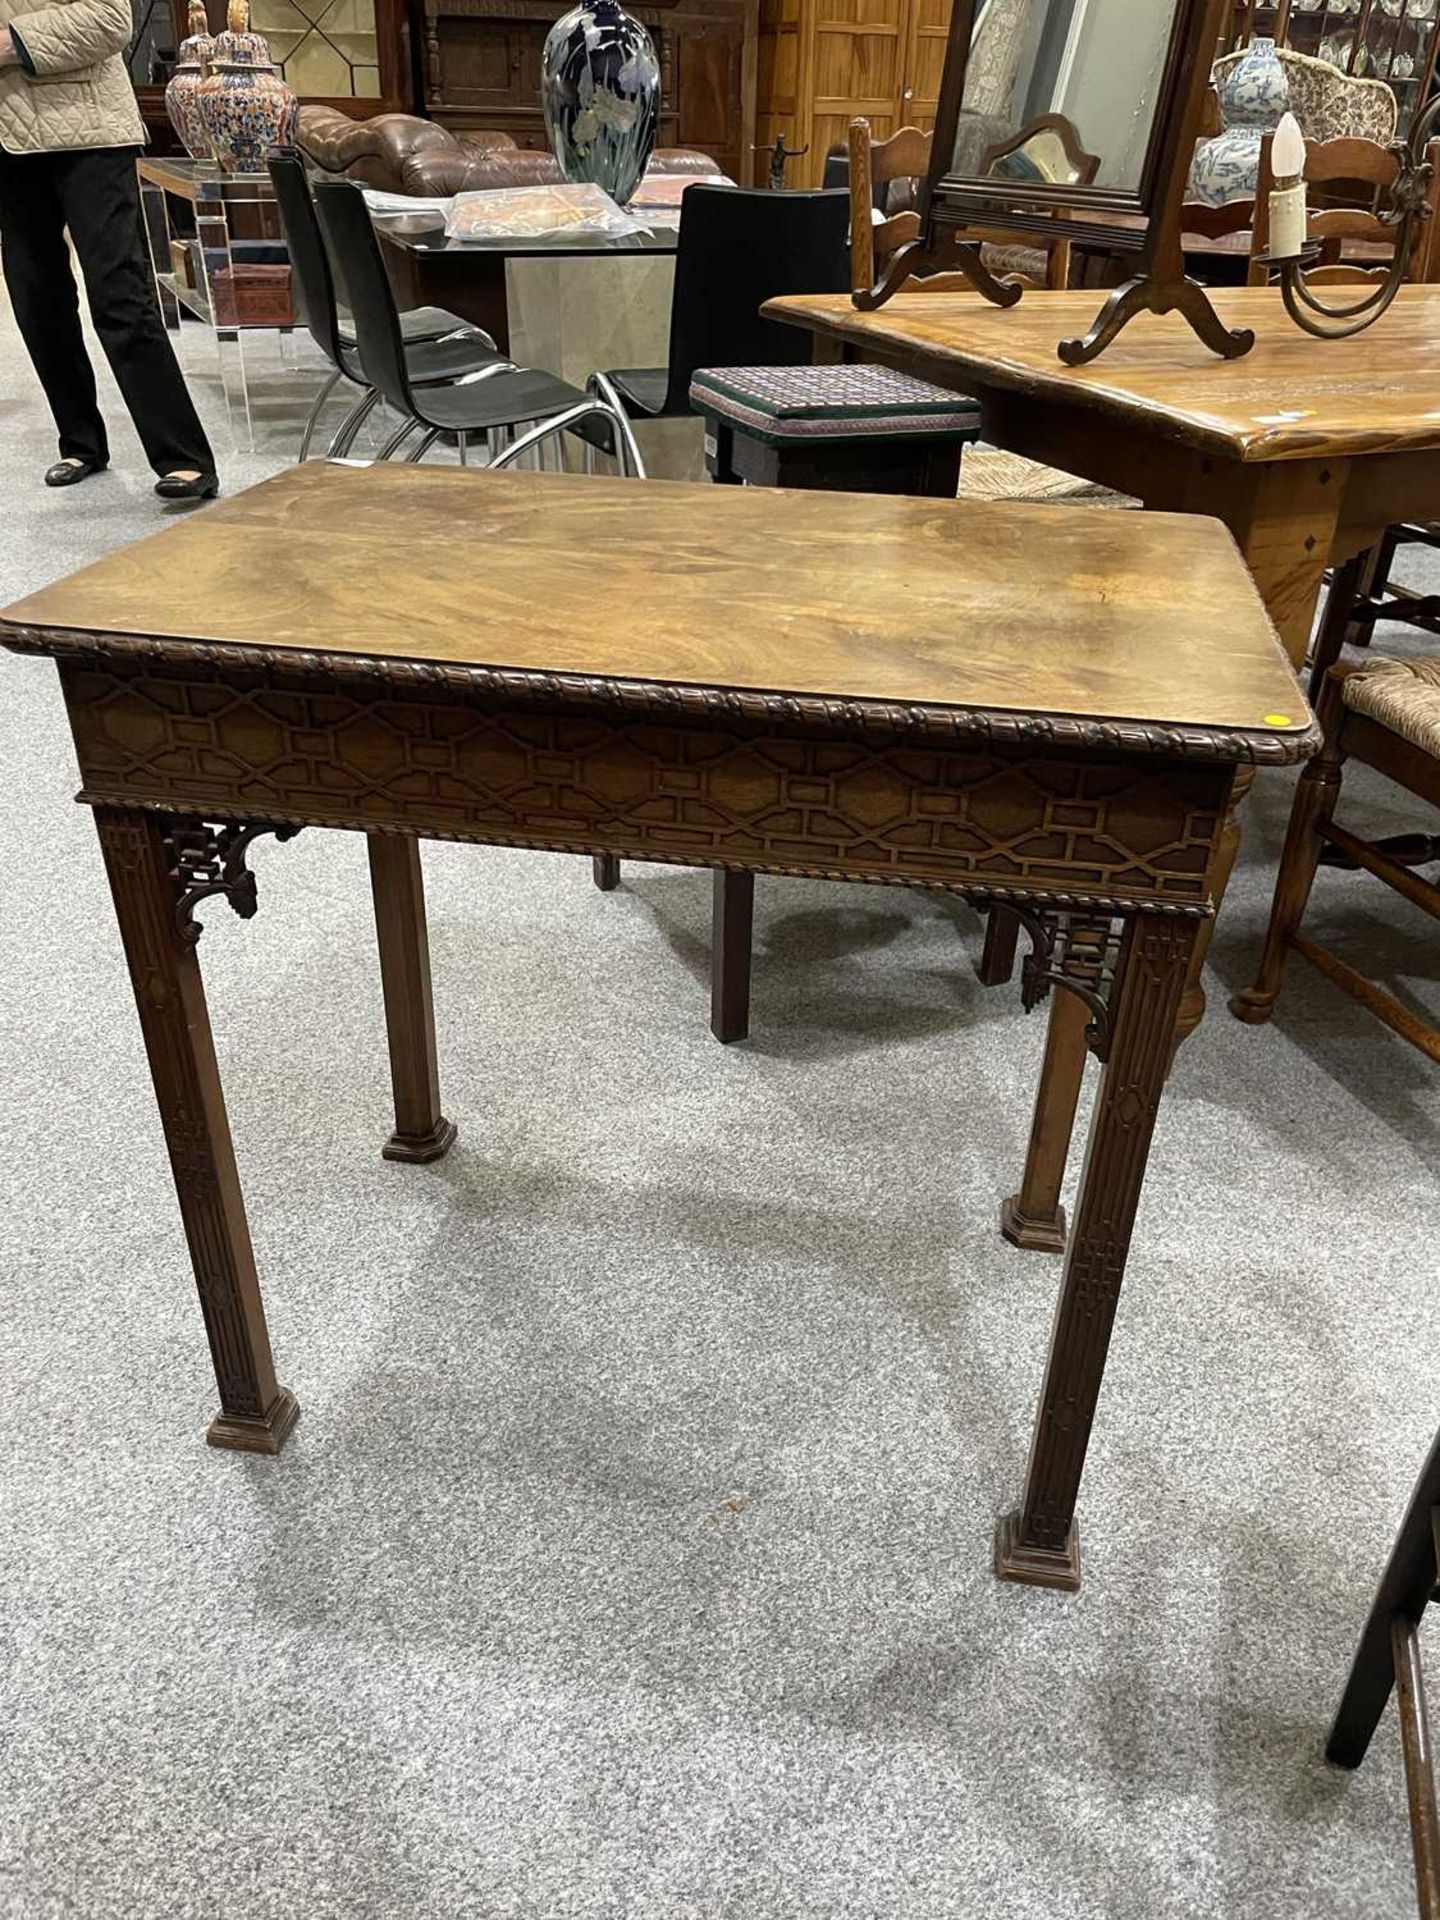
[1190, 45, 1398, 205]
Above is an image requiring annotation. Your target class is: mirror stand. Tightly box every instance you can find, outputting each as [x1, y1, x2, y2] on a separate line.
[1057, 231, 1255, 365]
[855, 230, 1024, 312]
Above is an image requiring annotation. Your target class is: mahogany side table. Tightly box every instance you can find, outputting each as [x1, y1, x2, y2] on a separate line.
[0, 461, 1314, 1594]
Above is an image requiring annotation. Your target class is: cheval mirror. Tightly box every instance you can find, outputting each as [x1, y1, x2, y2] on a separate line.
[862, 0, 1256, 364]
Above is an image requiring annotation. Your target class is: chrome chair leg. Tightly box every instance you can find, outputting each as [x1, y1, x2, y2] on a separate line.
[457, 430, 469, 466]
[327, 386, 381, 458]
[492, 400, 632, 473]
[587, 371, 648, 479]
[404, 427, 443, 465]
[376, 416, 421, 461]
[453, 359, 521, 386]
[297, 368, 342, 462]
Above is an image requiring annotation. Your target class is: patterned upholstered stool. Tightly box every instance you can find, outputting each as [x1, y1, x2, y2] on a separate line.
[689, 364, 982, 497]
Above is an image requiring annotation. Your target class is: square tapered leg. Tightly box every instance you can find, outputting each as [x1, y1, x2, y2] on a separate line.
[94, 805, 298, 1453]
[368, 833, 456, 1164]
[997, 913, 1199, 1591]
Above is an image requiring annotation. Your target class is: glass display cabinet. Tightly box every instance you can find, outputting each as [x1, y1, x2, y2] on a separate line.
[1226, 0, 1440, 132]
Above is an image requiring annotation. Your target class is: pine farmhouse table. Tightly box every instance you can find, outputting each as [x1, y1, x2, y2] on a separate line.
[0, 461, 1313, 1594]
[762, 283, 1440, 1251]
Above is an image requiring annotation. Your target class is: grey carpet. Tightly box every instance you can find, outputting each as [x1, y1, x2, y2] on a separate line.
[1, 293, 1438, 1920]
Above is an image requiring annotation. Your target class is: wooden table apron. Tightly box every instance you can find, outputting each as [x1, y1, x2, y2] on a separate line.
[20, 622, 1269, 1594]
[768, 287, 1440, 1251]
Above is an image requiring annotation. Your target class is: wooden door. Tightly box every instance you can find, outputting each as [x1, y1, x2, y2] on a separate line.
[805, 0, 908, 183]
[668, 0, 759, 182]
[896, 0, 947, 133]
[755, 0, 810, 181]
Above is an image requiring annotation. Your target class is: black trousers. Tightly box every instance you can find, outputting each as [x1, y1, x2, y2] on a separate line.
[0, 144, 214, 475]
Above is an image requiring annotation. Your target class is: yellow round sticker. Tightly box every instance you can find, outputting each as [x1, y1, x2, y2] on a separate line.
[1262, 714, 1294, 727]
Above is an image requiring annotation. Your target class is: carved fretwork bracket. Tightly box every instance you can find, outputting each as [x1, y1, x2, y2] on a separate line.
[994, 904, 1126, 1061]
[164, 818, 301, 945]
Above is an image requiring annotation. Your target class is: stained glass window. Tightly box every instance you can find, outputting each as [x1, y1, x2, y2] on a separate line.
[250, 0, 382, 97]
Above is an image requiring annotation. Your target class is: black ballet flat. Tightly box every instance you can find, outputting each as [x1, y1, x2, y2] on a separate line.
[154, 471, 220, 501]
[44, 458, 106, 488]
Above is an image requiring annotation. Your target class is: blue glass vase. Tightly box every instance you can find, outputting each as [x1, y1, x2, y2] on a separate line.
[541, 0, 660, 207]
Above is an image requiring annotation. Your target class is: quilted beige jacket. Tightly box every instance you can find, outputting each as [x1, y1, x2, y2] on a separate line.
[0, 0, 145, 154]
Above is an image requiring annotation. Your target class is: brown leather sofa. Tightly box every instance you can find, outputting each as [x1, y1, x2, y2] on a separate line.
[297, 106, 720, 198]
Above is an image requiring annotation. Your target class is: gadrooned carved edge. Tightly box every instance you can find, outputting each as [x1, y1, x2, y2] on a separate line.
[83, 789, 1217, 922]
[7, 623, 1324, 766]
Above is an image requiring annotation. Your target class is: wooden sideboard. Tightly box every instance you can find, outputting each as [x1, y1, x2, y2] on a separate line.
[420, 0, 759, 182]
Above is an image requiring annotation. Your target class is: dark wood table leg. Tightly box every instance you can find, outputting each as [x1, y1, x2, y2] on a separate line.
[592, 854, 621, 891]
[94, 804, 299, 1454]
[1008, 763, 1246, 1254]
[1001, 988, 1090, 1255]
[995, 911, 1199, 1591]
[710, 869, 755, 1044]
[1328, 1429, 1440, 1770]
[367, 833, 456, 1164]
[978, 906, 1020, 986]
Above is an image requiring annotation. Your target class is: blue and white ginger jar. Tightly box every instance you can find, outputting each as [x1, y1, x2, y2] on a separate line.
[1188, 37, 1290, 207]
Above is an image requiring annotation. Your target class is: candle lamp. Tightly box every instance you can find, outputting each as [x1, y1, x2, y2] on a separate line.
[1262, 99, 1440, 340]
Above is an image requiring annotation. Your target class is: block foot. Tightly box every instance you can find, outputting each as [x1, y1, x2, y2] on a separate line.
[206, 1387, 300, 1456]
[994, 1510, 1082, 1592]
[382, 1117, 458, 1163]
[1228, 988, 1276, 1025]
[1000, 1195, 1067, 1254]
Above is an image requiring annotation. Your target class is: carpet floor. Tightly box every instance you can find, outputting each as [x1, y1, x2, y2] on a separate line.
[1, 294, 1438, 1920]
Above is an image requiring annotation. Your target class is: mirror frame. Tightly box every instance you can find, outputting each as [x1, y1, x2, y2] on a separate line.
[923, 0, 1214, 248]
[860, 0, 1258, 363]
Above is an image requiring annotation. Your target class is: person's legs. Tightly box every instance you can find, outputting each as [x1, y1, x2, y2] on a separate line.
[0, 148, 109, 466]
[55, 147, 215, 478]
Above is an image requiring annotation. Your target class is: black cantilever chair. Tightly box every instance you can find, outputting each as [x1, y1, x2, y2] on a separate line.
[312, 179, 646, 474]
[268, 152, 509, 461]
[589, 185, 849, 430]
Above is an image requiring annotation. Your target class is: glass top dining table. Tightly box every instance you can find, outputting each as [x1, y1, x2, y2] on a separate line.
[372, 211, 680, 259]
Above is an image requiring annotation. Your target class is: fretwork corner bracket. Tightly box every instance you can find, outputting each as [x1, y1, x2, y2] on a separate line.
[164, 818, 302, 945]
[991, 903, 1126, 1061]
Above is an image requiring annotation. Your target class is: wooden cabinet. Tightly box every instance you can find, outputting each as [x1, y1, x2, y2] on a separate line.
[420, 0, 758, 180]
[756, 0, 944, 187]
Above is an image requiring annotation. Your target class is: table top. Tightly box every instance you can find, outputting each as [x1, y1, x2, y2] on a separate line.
[373, 212, 678, 259]
[0, 462, 1313, 763]
[762, 285, 1440, 464]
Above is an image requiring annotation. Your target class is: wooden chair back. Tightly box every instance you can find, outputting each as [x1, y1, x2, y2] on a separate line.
[978, 114, 1100, 190]
[1180, 197, 1254, 243]
[1250, 134, 1440, 285]
[847, 119, 1073, 300]
[1179, 194, 1256, 268]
